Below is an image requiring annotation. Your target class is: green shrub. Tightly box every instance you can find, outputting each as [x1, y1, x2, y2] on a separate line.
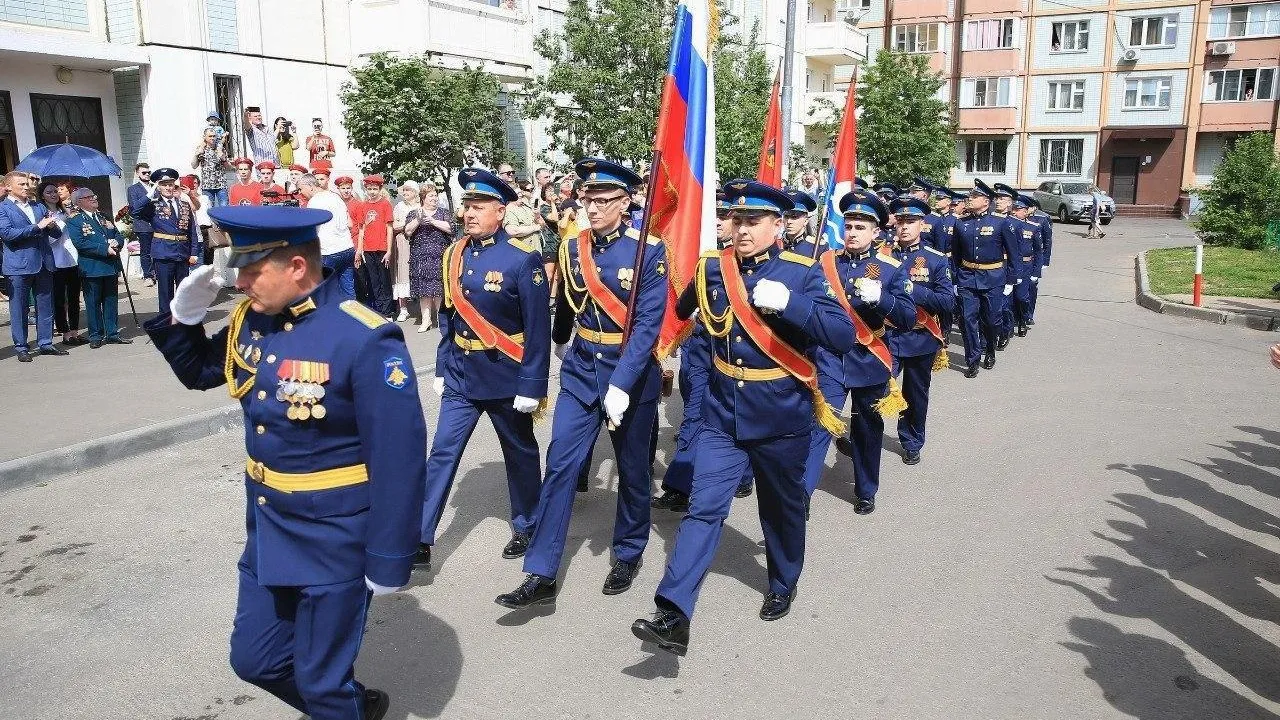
[1194, 132, 1280, 250]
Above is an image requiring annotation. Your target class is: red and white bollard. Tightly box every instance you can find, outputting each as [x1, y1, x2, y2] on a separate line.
[1193, 243, 1204, 307]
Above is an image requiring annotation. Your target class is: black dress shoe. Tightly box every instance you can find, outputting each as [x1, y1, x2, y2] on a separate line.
[902, 450, 921, 465]
[576, 476, 589, 493]
[1016, 324, 1028, 337]
[964, 364, 979, 378]
[363, 688, 390, 720]
[854, 497, 875, 515]
[63, 336, 89, 346]
[1026, 318, 1036, 326]
[834, 436, 853, 457]
[759, 591, 794, 621]
[995, 336, 1010, 351]
[603, 560, 638, 595]
[631, 608, 690, 656]
[90, 339, 103, 349]
[502, 532, 531, 559]
[37, 345, 69, 356]
[981, 351, 996, 370]
[651, 490, 689, 512]
[734, 481, 753, 498]
[16, 350, 32, 363]
[413, 543, 431, 569]
[495, 574, 556, 609]
[105, 336, 133, 344]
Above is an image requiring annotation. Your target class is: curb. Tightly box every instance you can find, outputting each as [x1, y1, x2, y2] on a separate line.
[0, 365, 437, 494]
[1133, 251, 1279, 331]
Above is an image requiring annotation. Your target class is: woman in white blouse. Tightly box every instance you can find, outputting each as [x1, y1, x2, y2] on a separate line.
[37, 181, 86, 346]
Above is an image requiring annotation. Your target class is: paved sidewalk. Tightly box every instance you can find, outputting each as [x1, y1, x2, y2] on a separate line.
[1164, 294, 1280, 320]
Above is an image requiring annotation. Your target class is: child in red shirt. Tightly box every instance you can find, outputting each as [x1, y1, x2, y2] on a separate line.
[353, 175, 395, 317]
[227, 157, 261, 206]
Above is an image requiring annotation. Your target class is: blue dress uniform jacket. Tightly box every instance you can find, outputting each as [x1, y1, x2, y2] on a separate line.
[144, 273, 427, 589]
[435, 229, 551, 399]
[1034, 210, 1053, 267]
[783, 232, 820, 259]
[65, 212, 120, 278]
[925, 212, 957, 254]
[144, 195, 201, 262]
[952, 212, 1019, 290]
[888, 244, 955, 359]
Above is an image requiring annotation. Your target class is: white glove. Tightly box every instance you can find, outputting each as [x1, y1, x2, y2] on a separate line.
[1016, 278, 1023, 284]
[1003, 284, 1014, 296]
[513, 395, 540, 413]
[751, 278, 790, 312]
[554, 343, 568, 361]
[1030, 276, 1039, 284]
[603, 384, 630, 427]
[365, 576, 400, 596]
[856, 278, 882, 305]
[170, 264, 223, 325]
[432, 377, 444, 397]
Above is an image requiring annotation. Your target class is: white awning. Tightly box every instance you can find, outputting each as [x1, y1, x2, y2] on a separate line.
[0, 28, 149, 70]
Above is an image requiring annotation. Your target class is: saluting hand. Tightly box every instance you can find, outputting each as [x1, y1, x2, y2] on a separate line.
[170, 265, 224, 325]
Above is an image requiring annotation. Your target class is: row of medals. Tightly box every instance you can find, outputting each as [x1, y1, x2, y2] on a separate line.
[278, 380, 327, 420]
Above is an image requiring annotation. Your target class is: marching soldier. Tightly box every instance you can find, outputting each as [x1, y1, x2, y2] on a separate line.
[139, 168, 201, 316]
[415, 169, 551, 570]
[630, 180, 854, 655]
[782, 189, 820, 257]
[495, 158, 667, 608]
[926, 188, 958, 254]
[802, 190, 915, 516]
[906, 178, 932, 203]
[887, 197, 955, 465]
[144, 206, 426, 720]
[953, 180, 1020, 378]
[1006, 194, 1042, 338]
[1026, 195, 1052, 326]
[992, 183, 1023, 349]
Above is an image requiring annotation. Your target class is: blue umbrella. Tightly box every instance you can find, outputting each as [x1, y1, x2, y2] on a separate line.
[16, 143, 123, 178]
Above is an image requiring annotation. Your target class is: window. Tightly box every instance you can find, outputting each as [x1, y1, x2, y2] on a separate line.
[213, 74, 246, 159]
[1128, 15, 1178, 47]
[965, 18, 1016, 50]
[965, 77, 1013, 107]
[1050, 20, 1089, 52]
[1047, 80, 1086, 110]
[1209, 4, 1280, 38]
[1039, 139, 1084, 175]
[1205, 68, 1277, 101]
[965, 139, 1008, 174]
[893, 23, 941, 53]
[1123, 76, 1173, 109]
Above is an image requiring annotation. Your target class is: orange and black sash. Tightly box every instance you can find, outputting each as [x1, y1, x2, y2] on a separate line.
[719, 247, 845, 437]
[575, 230, 629, 328]
[819, 251, 893, 372]
[914, 307, 945, 344]
[445, 236, 525, 363]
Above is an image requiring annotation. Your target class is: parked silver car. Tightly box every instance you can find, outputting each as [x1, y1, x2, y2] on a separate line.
[1033, 182, 1114, 225]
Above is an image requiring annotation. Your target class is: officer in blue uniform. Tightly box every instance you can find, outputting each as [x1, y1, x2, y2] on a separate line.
[1006, 194, 1042, 338]
[887, 197, 955, 465]
[144, 206, 426, 720]
[906, 178, 932, 203]
[802, 190, 915, 516]
[952, 180, 1020, 378]
[138, 168, 201, 316]
[872, 182, 899, 202]
[992, 183, 1025, 347]
[654, 190, 752, 512]
[415, 169, 550, 570]
[782, 189, 820, 257]
[926, 188, 959, 254]
[1026, 196, 1052, 326]
[630, 180, 854, 654]
[496, 158, 667, 608]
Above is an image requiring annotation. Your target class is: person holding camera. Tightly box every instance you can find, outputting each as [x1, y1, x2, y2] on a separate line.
[242, 107, 277, 165]
[306, 118, 335, 164]
[192, 127, 230, 207]
[273, 117, 300, 168]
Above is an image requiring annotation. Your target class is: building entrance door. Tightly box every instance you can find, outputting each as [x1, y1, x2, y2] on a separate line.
[1110, 156, 1139, 205]
[29, 93, 112, 207]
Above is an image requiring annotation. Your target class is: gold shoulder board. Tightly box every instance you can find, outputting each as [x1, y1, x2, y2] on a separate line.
[779, 250, 816, 267]
[340, 300, 389, 329]
[924, 246, 948, 257]
[508, 237, 535, 253]
[879, 255, 902, 268]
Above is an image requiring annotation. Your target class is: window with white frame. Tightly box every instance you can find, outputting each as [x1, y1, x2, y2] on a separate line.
[963, 77, 1013, 107]
[1047, 80, 1086, 110]
[1050, 20, 1089, 52]
[893, 23, 942, 53]
[964, 139, 1008, 173]
[1205, 68, 1277, 101]
[1128, 15, 1178, 47]
[1123, 76, 1173, 109]
[1039, 139, 1084, 175]
[964, 18, 1016, 50]
[1209, 4, 1280, 39]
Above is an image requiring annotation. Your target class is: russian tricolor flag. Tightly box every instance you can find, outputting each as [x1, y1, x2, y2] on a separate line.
[650, 0, 716, 359]
[821, 73, 859, 250]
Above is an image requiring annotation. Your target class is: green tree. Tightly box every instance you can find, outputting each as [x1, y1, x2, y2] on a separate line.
[340, 53, 509, 196]
[1194, 132, 1280, 250]
[525, 0, 675, 165]
[714, 21, 773, 180]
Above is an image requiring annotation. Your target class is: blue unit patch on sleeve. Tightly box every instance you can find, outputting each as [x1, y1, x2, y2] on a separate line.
[384, 357, 410, 389]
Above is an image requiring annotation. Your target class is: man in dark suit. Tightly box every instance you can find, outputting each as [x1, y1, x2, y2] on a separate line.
[127, 162, 156, 286]
[0, 171, 67, 362]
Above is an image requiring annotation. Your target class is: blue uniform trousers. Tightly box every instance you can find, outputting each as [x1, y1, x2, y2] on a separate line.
[1027, 278, 1039, 322]
[804, 376, 887, 501]
[523, 391, 656, 579]
[8, 269, 53, 350]
[957, 286, 1001, 366]
[655, 426, 808, 619]
[153, 259, 189, 318]
[81, 276, 119, 342]
[895, 354, 934, 454]
[420, 389, 541, 544]
[1012, 279, 1032, 328]
[229, 565, 371, 720]
[137, 230, 154, 279]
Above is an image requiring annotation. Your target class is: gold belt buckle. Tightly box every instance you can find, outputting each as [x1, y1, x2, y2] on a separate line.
[732, 366, 745, 380]
[248, 460, 265, 482]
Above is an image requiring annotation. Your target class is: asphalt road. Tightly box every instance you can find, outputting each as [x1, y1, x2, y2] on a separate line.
[2, 218, 1278, 720]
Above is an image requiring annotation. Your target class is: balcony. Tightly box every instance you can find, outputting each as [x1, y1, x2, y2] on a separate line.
[956, 107, 1020, 133]
[805, 22, 867, 64]
[1199, 101, 1276, 132]
[892, 0, 950, 20]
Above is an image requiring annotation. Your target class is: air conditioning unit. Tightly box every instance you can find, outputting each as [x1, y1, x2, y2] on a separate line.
[1210, 41, 1237, 55]
[1120, 48, 1139, 62]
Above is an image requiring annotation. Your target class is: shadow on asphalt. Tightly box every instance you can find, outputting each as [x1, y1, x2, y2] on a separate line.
[1048, 429, 1280, 718]
[359, 593, 462, 720]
